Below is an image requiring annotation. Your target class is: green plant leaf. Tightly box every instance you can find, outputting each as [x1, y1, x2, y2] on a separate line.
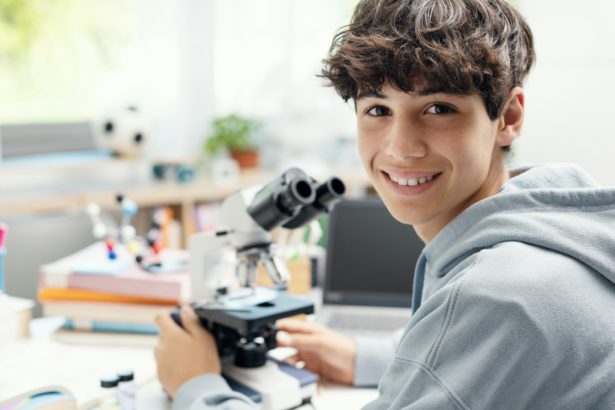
[205, 114, 262, 155]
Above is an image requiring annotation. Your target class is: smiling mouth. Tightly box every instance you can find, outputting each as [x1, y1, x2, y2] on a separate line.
[384, 171, 443, 187]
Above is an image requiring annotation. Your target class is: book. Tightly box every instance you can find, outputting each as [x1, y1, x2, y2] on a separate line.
[63, 318, 159, 335]
[50, 329, 158, 347]
[41, 300, 174, 324]
[38, 287, 178, 305]
[38, 242, 189, 302]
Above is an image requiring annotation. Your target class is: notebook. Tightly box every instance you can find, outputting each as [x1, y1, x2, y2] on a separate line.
[317, 198, 423, 336]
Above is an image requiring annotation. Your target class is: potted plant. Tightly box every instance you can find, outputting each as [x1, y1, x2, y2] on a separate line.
[204, 114, 262, 169]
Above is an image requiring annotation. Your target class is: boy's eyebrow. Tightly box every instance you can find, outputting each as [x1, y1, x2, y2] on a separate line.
[357, 87, 465, 99]
[357, 90, 387, 99]
[415, 86, 445, 96]
[415, 86, 463, 96]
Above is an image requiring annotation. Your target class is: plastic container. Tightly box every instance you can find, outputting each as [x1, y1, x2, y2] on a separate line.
[117, 370, 136, 410]
[99, 375, 121, 410]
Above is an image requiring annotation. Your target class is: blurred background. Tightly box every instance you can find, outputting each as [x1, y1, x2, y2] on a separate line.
[1, 0, 614, 312]
[1, 0, 614, 176]
[0, 0, 358, 167]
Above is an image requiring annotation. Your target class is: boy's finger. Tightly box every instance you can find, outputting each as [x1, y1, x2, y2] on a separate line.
[276, 318, 323, 335]
[155, 312, 183, 337]
[283, 353, 305, 367]
[276, 331, 323, 352]
[179, 305, 206, 338]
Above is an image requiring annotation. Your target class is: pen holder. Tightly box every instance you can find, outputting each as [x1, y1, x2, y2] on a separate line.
[0, 247, 5, 293]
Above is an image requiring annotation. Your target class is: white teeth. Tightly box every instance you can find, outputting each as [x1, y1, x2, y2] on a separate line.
[389, 173, 437, 187]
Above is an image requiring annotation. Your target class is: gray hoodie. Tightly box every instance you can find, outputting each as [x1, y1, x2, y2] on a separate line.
[174, 163, 615, 409]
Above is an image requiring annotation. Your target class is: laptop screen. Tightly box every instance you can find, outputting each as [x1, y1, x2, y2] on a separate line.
[323, 198, 423, 308]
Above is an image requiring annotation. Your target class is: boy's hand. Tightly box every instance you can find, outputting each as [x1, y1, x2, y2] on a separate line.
[155, 305, 221, 398]
[276, 318, 356, 385]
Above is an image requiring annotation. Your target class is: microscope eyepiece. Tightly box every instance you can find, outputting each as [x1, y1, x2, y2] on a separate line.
[282, 176, 346, 229]
[278, 178, 315, 211]
[247, 168, 316, 231]
[316, 176, 346, 206]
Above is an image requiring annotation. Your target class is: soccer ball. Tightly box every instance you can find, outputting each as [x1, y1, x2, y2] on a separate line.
[95, 105, 150, 158]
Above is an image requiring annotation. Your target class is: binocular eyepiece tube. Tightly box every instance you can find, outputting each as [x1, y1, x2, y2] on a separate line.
[278, 178, 315, 211]
[282, 176, 346, 229]
[247, 168, 316, 231]
[247, 168, 346, 231]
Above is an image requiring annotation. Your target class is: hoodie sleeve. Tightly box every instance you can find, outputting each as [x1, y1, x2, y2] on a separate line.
[172, 374, 256, 410]
[353, 328, 405, 387]
[171, 329, 405, 407]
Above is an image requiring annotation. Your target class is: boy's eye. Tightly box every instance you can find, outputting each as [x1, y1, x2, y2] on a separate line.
[366, 105, 390, 116]
[425, 104, 455, 115]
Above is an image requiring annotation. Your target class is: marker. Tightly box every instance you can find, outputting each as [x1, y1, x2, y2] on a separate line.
[0, 223, 7, 249]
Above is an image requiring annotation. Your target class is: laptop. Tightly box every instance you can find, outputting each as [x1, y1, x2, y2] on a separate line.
[316, 198, 423, 336]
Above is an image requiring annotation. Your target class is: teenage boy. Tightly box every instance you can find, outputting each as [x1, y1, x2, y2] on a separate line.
[155, 0, 615, 408]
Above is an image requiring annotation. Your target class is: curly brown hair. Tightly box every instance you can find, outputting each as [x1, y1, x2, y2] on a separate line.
[321, 0, 535, 120]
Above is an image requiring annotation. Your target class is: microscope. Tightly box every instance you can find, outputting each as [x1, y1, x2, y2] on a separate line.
[173, 168, 345, 409]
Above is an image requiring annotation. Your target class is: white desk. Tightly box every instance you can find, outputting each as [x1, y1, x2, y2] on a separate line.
[0, 318, 377, 409]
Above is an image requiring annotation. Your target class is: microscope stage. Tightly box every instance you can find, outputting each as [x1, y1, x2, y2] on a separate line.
[194, 292, 314, 336]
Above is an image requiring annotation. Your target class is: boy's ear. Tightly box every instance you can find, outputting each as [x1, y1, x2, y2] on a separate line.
[497, 87, 525, 147]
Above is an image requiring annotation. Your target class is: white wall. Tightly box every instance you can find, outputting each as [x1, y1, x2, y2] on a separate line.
[138, 0, 357, 163]
[517, 1, 615, 185]
[136, 0, 216, 159]
[135, 0, 615, 184]
[211, 0, 357, 167]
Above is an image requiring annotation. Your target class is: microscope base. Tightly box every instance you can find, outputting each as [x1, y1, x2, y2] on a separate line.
[223, 358, 318, 410]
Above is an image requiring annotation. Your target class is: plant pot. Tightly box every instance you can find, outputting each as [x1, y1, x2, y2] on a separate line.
[230, 149, 259, 169]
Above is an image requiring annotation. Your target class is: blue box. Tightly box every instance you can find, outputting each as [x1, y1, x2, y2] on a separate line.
[0, 247, 5, 293]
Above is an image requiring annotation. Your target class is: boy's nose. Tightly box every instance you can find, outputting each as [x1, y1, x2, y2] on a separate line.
[383, 119, 427, 161]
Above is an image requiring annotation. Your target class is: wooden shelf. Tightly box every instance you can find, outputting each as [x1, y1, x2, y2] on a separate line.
[0, 160, 370, 247]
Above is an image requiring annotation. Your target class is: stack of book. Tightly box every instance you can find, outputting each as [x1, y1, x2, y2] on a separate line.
[38, 242, 189, 335]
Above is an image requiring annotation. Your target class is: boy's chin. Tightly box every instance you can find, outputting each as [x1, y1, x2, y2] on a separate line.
[384, 206, 424, 227]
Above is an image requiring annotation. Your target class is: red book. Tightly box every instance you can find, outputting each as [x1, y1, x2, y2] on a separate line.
[39, 242, 189, 303]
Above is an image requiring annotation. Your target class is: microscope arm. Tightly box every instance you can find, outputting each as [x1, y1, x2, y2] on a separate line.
[188, 230, 232, 301]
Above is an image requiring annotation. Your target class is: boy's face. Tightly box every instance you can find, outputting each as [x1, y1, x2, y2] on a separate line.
[356, 83, 516, 242]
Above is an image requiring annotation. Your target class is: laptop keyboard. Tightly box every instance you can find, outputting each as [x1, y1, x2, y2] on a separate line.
[326, 312, 409, 332]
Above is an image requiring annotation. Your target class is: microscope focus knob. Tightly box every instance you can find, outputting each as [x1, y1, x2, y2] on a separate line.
[234, 340, 268, 368]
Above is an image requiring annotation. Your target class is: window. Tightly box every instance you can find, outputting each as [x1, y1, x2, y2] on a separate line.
[0, 0, 140, 124]
[0, 0, 359, 160]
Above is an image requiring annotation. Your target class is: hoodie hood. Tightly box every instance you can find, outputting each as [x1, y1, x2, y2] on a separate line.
[412, 163, 615, 311]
